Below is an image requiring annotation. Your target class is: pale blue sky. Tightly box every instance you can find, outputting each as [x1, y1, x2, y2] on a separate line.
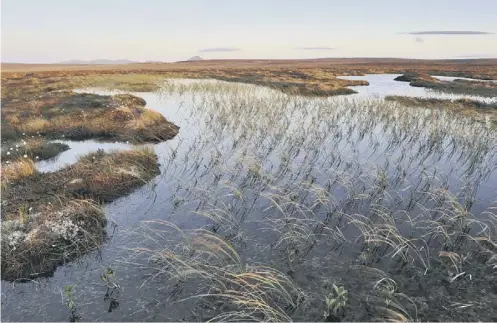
[2, 0, 497, 63]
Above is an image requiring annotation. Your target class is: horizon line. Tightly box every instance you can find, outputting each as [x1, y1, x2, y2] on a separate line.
[3, 56, 497, 65]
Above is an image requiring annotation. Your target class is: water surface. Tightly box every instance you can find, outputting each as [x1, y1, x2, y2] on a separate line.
[338, 74, 497, 103]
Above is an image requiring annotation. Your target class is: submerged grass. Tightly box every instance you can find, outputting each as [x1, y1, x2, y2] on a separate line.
[121, 80, 497, 322]
[130, 223, 304, 322]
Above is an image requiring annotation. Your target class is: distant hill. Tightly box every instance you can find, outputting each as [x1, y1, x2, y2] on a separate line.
[57, 59, 136, 65]
[187, 56, 204, 61]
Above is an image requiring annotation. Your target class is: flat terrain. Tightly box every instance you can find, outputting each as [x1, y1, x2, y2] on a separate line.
[3, 58, 496, 98]
[3, 57, 497, 72]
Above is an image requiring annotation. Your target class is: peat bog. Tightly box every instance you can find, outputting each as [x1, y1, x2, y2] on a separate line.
[1, 65, 497, 322]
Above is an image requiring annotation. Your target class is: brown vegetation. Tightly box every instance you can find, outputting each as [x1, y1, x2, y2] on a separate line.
[385, 96, 497, 126]
[2, 58, 496, 101]
[1, 90, 179, 143]
[1, 159, 37, 182]
[394, 72, 497, 97]
[1, 147, 160, 280]
[1, 139, 69, 162]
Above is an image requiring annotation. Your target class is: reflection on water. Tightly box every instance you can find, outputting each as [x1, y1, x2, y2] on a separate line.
[3, 75, 497, 321]
[432, 75, 497, 83]
[338, 74, 497, 103]
[35, 140, 133, 173]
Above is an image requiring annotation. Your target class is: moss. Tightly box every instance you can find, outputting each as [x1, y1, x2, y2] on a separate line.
[1, 199, 106, 280]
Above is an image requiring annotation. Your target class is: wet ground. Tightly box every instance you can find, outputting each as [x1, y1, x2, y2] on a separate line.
[2, 74, 496, 322]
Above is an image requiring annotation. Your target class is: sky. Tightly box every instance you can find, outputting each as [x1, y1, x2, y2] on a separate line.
[1, 0, 497, 63]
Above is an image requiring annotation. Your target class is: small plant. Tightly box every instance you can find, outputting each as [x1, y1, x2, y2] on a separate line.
[100, 267, 120, 289]
[18, 205, 29, 225]
[101, 267, 121, 313]
[64, 285, 75, 311]
[324, 283, 348, 321]
[64, 285, 80, 322]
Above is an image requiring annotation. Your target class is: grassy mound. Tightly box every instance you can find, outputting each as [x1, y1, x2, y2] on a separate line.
[210, 70, 368, 97]
[1, 147, 161, 280]
[394, 73, 497, 97]
[394, 72, 436, 82]
[1, 139, 69, 162]
[385, 96, 497, 126]
[1, 199, 106, 280]
[1, 91, 179, 143]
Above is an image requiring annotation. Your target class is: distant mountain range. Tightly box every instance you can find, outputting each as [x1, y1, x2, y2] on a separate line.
[57, 57, 205, 64]
[57, 59, 136, 65]
[187, 56, 204, 61]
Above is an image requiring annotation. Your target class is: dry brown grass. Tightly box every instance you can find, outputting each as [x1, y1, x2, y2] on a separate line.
[2, 57, 497, 73]
[21, 119, 50, 133]
[1, 90, 179, 142]
[385, 96, 497, 126]
[2, 147, 160, 215]
[2, 59, 496, 104]
[72, 146, 160, 200]
[1, 159, 36, 182]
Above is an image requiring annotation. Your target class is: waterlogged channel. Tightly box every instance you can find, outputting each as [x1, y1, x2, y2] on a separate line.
[2, 75, 497, 321]
[338, 74, 497, 102]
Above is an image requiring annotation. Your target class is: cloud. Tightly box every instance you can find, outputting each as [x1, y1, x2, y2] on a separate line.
[415, 37, 424, 43]
[403, 31, 493, 35]
[295, 47, 335, 51]
[198, 47, 241, 52]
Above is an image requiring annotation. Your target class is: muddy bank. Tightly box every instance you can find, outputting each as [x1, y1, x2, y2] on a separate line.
[1, 148, 160, 280]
